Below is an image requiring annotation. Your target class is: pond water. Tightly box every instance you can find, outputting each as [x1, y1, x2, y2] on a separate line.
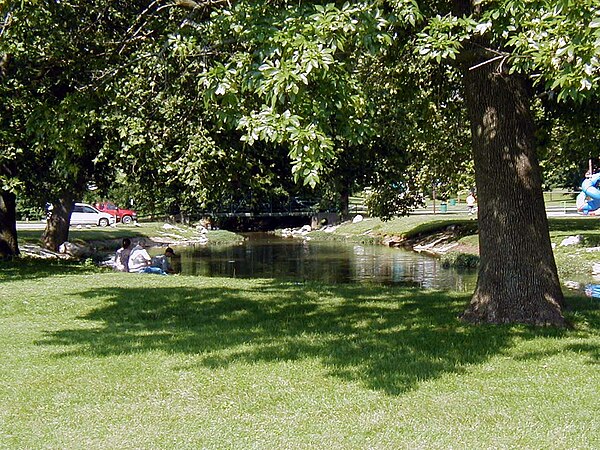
[166, 233, 477, 291]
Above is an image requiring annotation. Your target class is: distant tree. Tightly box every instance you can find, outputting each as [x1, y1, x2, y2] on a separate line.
[1, 2, 120, 249]
[537, 99, 600, 190]
[0, 0, 179, 250]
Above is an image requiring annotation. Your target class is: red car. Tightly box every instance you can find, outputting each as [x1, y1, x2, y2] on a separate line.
[95, 202, 137, 224]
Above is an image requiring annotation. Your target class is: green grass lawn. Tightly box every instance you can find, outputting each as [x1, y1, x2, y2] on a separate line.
[310, 215, 465, 244]
[1, 261, 598, 449]
[17, 222, 244, 249]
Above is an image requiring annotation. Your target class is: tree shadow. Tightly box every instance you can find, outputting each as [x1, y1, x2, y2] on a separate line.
[36, 282, 597, 395]
[548, 219, 600, 233]
[0, 258, 99, 281]
[508, 295, 600, 363]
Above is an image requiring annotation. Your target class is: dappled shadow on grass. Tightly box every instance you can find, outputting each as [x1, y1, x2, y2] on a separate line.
[548, 218, 600, 233]
[37, 282, 598, 395]
[548, 218, 600, 246]
[0, 257, 99, 281]
[564, 295, 600, 365]
[549, 219, 600, 247]
[509, 294, 600, 364]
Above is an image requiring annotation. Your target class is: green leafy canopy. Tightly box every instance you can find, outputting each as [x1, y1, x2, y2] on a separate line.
[415, 0, 600, 102]
[198, 1, 397, 187]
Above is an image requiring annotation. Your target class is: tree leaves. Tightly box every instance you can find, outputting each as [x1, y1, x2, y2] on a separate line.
[414, 0, 599, 102]
[198, 1, 392, 186]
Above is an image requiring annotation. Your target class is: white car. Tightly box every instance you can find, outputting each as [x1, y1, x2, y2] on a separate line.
[71, 203, 115, 227]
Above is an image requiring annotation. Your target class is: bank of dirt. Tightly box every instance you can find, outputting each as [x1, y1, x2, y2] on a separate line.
[379, 223, 479, 257]
[17, 226, 243, 261]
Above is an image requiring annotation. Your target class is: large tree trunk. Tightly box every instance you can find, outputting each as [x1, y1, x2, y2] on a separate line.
[42, 194, 73, 251]
[0, 190, 19, 258]
[461, 59, 566, 326]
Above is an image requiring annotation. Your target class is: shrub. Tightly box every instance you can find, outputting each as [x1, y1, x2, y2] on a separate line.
[441, 252, 480, 269]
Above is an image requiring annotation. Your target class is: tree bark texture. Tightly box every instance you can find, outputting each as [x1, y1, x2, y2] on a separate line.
[461, 60, 566, 326]
[42, 194, 73, 251]
[0, 190, 19, 258]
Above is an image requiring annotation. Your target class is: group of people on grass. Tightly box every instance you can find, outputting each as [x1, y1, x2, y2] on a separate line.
[114, 238, 176, 275]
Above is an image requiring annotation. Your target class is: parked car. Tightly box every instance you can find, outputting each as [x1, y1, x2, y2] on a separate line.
[95, 201, 137, 224]
[71, 203, 115, 227]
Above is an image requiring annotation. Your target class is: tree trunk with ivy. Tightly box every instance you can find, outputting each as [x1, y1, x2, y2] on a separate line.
[461, 56, 566, 326]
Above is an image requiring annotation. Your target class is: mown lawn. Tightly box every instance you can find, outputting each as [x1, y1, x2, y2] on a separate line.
[16, 222, 244, 249]
[1, 261, 598, 449]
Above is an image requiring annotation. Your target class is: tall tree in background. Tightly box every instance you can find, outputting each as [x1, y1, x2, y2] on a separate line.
[0, 0, 179, 250]
[537, 99, 600, 189]
[1, 1, 116, 250]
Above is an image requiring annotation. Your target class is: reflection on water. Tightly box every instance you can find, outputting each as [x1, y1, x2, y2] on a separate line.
[170, 233, 477, 291]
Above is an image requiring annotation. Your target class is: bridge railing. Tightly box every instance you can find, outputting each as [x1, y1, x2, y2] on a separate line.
[200, 197, 326, 217]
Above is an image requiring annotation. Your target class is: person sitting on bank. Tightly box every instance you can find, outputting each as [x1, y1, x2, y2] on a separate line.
[151, 247, 176, 274]
[114, 237, 132, 272]
[128, 239, 166, 275]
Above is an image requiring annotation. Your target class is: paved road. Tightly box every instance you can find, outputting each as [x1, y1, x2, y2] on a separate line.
[16, 221, 47, 230]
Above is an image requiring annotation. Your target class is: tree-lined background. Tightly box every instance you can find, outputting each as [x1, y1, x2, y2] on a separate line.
[1, 0, 599, 326]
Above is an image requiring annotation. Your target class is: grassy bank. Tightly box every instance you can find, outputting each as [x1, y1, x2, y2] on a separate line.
[0, 261, 598, 448]
[17, 222, 244, 249]
[313, 215, 600, 281]
[310, 215, 452, 243]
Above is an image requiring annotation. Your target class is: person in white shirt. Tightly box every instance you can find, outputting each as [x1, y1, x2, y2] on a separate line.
[466, 192, 477, 215]
[128, 239, 166, 274]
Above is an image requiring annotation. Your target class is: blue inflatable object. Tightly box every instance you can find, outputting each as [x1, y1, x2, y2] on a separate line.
[585, 284, 600, 299]
[578, 172, 600, 214]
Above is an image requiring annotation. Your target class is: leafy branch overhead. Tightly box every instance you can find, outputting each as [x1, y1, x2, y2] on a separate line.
[415, 0, 599, 102]
[198, 1, 394, 187]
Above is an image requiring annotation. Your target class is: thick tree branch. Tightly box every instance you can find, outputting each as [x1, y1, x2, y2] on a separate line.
[173, 0, 230, 12]
[0, 53, 10, 78]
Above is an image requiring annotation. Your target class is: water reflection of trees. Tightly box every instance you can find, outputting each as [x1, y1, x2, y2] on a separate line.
[175, 235, 476, 291]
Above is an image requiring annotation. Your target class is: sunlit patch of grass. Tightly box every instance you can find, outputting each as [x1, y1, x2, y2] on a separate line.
[0, 265, 598, 448]
[16, 222, 243, 249]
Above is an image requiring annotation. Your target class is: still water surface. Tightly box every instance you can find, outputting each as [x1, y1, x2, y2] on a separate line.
[169, 233, 477, 291]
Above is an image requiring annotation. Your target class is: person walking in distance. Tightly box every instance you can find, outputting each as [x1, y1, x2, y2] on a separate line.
[466, 192, 477, 216]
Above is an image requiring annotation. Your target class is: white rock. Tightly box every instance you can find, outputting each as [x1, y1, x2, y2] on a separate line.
[560, 235, 582, 246]
[563, 281, 581, 290]
[58, 241, 88, 257]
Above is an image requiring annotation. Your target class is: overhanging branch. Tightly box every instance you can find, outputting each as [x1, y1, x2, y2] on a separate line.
[173, 0, 231, 12]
